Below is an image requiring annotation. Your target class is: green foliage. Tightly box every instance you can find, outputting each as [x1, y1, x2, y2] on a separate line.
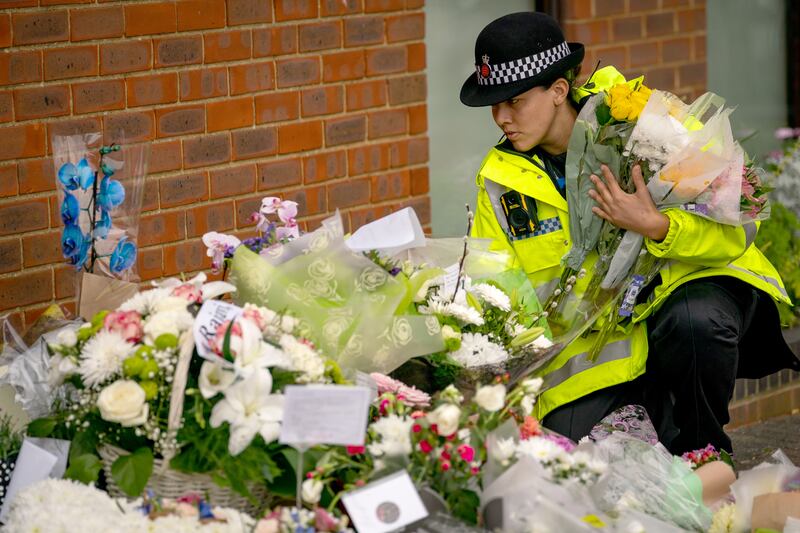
[447, 489, 481, 525]
[111, 447, 153, 497]
[26, 417, 57, 438]
[65, 454, 102, 484]
[0, 415, 23, 458]
[755, 203, 800, 325]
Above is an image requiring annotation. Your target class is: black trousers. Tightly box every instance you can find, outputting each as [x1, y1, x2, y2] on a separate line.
[543, 277, 759, 455]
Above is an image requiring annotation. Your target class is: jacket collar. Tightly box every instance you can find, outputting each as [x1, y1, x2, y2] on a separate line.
[483, 145, 568, 212]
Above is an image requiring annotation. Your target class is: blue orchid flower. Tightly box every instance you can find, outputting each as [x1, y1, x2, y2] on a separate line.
[57, 162, 80, 190]
[94, 208, 112, 239]
[77, 158, 95, 190]
[61, 225, 90, 269]
[97, 176, 125, 210]
[60, 192, 80, 226]
[110, 237, 136, 273]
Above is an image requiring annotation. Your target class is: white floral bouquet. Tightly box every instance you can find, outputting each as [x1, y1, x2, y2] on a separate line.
[27, 273, 344, 504]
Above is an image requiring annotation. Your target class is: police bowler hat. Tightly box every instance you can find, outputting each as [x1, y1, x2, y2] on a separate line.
[460, 12, 585, 107]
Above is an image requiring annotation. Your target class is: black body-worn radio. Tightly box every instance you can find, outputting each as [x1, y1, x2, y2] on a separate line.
[500, 190, 539, 237]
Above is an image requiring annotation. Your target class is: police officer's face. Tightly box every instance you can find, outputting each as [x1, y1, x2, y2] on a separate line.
[491, 84, 559, 152]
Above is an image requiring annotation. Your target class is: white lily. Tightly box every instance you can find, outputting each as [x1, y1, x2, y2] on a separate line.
[201, 281, 237, 301]
[232, 318, 289, 374]
[199, 361, 236, 399]
[209, 368, 284, 456]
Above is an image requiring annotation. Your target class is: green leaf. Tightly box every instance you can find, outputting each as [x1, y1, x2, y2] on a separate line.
[65, 453, 102, 484]
[111, 447, 153, 497]
[222, 320, 235, 362]
[448, 488, 480, 525]
[26, 417, 57, 438]
[69, 429, 98, 462]
[595, 102, 612, 126]
[465, 291, 482, 313]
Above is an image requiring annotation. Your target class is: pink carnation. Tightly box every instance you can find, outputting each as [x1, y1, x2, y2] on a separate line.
[171, 283, 202, 303]
[457, 444, 475, 462]
[314, 508, 340, 531]
[370, 372, 404, 394]
[396, 384, 431, 407]
[103, 310, 143, 343]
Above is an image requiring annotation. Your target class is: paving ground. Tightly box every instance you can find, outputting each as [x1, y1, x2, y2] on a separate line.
[729, 413, 800, 470]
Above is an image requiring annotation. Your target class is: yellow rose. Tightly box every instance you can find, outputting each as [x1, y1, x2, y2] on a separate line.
[610, 98, 634, 121]
[627, 90, 651, 120]
[606, 83, 632, 106]
[637, 84, 652, 98]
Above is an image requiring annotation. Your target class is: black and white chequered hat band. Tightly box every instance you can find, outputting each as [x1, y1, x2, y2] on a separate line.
[475, 41, 570, 86]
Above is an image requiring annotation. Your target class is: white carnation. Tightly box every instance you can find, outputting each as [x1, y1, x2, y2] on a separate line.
[118, 287, 171, 315]
[279, 334, 326, 383]
[78, 330, 135, 387]
[470, 283, 511, 311]
[451, 333, 508, 367]
[144, 309, 194, 342]
[368, 414, 414, 457]
[515, 437, 566, 464]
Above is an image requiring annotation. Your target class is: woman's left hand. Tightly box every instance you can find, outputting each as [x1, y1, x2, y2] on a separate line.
[588, 164, 670, 241]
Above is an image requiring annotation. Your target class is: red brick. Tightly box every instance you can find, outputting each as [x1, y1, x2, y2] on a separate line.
[677, 8, 706, 33]
[100, 40, 151, 74]
[366, 46, 407, 76]
[124, 2, 176, 36]
[155, 36, 203, 68]
[0, 238, 21, 274]
[14, 86, 70, 120]
[629, 41, 659, 68]
[156, 105, 205, 137]
[274, 0, 318, 21]
[387, 74, 425, 105]
[138, 210, 186, 246]
[301, 86, 343, 117]
[628, 0, 659, 11]
[0, 50, 42, 86]
[276, 57, 320, 88]
[368, 108, 406, 139]
[303, 150, 346, 184]
[323, 50, 365, 82]
[321, 0, 361, 16]
[137, 247, 163, 281]
[389, 139, 407, 167]
[41, 0, 93, 5]
[402, 196, 430, 225]
[255, 92, 299, 123]
[328, 177, 370, 209]
[646, 12, 675, 37]
[325, 115, 366, 146]
[278, 120, 323, 154]
[12, 11, 68, 45]
[183, 134, 231, 168]
[148, 140, 182, 174]
[232, 126, 277, 160]
[140, 179, 159, 211]
[53, 263, 76, 299]
[371, 170, 410, 201]
[257, 157, 302, 190]
[72, 79, 124, 114]
[407, 42, 425, 71]
[0, 15, 10, 48]
[0, 123, 45, 161]
[386, 13, 423, 42]
[694, 35, 706, 60]
[612, 16, 643, 41]
[564, 20, 610, 45]
[204, 29, 252, 63]
[0, 91, 11, 122]
[70, 6, 123, 41]
[299, 21, 342, 52]
[346, 79, 386, 111]
[594, 0, 625, 17]
[177, 0, 226, 31]
[127, 73, 178, 107]
[348, 205, 393, 232]
[679, 62, 706, 87]
[186, 201, 235, 237]
[348, 143, 390, 175]
[207, 97, 254, 132]
[159, 172, 209, 208]
[43, 45, 97, 81]
[284, 185, 326, 215]
[104, 110, 156, 143]
[0, 269, 52, 311]
[179, 67, 228, 101]
[644, 66, 676, 89]
[662, 37, 692, 63]
[17, 157, 54, 194]
[364, 0, 402, 12]
[595, 45, 628, 70]
[253, 26, 297, 57]
[0, 165, 16, 197]
[229, 61, 274, 95]
[235, 195, 263, 227]
[46, 117, 102, 153]
[163, 240, 210, 276]
[211, 164, 256, 199]
[21, 230, 61, 268]
[344, 16, 383, 47]
[0, 197, 49, 236]
[227, 0, 272, 25]
[408, 103, 426, 134]
[410, 166, 428, 195]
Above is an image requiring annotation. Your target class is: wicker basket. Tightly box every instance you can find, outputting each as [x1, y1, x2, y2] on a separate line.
[97, 332, 270, 516]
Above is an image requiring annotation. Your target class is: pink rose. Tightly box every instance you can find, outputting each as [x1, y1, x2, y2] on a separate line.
[104, 310, 143, 343]
[172, 283, 202, 303]
[396, 384, 431, 407]
[369, 372, 404, 394]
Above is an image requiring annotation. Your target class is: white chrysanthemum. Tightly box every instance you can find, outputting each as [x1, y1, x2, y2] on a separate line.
[470, 283, 511, 311]
[709, 503, 740, 533]
[451, 332, 508, 367]
[515, 436, 566, 463]
[368, 414, 414, 457]
[279, 334, 326, 383]
[532, 335, 554, 351]
[419, 292, 485, 327]
[78, 330, 134, 387]
[491, 437, 517, 465]
[118, 287, 171, 315]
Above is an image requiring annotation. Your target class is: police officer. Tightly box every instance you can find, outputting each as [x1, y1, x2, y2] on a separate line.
[460, 11, 799, 454]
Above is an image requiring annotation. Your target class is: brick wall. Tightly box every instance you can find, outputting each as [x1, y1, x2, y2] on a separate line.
[559, 0, 707, 101]
[0, 0, 430, 331]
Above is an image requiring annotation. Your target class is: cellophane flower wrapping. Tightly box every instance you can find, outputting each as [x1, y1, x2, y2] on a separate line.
[51, 133, 147, 284]
[228, 213, 445, 375]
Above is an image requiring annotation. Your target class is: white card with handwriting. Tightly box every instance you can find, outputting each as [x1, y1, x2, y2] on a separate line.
[342, 470, 428, 533]
[193, 300, 242, 360]
[279, 385, 371, 446]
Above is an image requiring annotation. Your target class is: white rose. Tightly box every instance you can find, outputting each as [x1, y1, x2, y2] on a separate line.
[491, 437, 517, 465]
[144, 309, 194, 342]
[301, 478, 323, 504]
[97, 380, 149, 427]
[521, 377, 544, 395]
[199, 361, 236, 399]
[474, 384, 506, 412]
[56, 328, 78, 348]
[428, 404, 461, 436]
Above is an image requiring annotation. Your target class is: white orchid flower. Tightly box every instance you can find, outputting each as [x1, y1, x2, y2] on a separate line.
[209, 368, 284, 456]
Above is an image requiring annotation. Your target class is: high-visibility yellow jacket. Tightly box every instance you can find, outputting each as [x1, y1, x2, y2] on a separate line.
[471, 146, 792, 419]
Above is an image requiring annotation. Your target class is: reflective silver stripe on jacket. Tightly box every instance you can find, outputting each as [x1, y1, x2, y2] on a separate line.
[725, 264, 789, 299]
[543, 339, 632, 390]
[743, 222, 757, 249]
